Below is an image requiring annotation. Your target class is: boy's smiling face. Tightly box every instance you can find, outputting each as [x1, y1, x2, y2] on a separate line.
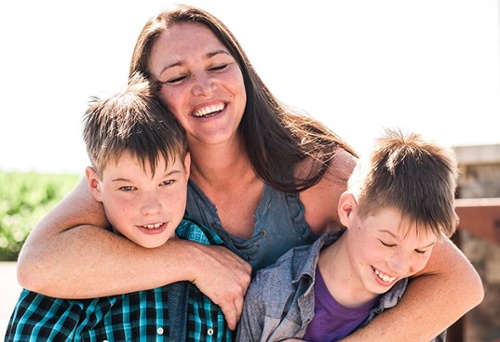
[87, 150, 190, 248]
[339, 193, 438, 297]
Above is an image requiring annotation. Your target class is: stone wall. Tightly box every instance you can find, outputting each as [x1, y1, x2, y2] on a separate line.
[454, 144, 500, 342]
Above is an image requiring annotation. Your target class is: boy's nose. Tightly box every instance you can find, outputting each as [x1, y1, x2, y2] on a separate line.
[140, 194, 163, 215]
[388, 251, 411, 276]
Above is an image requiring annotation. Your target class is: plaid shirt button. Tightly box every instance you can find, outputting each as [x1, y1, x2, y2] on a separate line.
[157, 327, 164, 335]
[207, 328, 214, 336]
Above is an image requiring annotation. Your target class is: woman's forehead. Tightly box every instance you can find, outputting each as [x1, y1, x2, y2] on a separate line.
[148, 23, 225, 75]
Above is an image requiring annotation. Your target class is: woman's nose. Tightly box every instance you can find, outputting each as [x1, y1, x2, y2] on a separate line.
[191, 74, 217, 96]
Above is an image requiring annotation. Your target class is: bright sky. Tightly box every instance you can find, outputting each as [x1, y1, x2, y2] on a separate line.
[0, 0, 498, 174]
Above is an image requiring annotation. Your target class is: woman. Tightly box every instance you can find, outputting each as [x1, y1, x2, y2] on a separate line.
[17, 4, 483, 338]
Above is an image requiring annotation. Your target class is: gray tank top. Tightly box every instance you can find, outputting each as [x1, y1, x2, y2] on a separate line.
[186, 179, 316, 273]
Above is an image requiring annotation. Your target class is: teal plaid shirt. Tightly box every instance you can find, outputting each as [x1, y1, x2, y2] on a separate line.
[5, 217, 232, 341]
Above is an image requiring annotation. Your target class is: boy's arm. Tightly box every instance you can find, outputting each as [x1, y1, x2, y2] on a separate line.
[16, 178, 251, 330]
[340, 238, 483, 341]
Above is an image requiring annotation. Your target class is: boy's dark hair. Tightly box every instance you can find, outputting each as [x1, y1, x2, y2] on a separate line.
[350, 128, 459, 238]
[82, 72, 187, 178]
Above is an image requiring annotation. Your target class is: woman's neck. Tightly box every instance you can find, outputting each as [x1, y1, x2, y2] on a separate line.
[188, 134, 251, 187]
[187, 134, 264, 238]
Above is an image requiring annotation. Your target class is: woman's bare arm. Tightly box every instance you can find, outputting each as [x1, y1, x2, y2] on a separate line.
[16, 177, 251, 330]
[340, 238, 484, 341]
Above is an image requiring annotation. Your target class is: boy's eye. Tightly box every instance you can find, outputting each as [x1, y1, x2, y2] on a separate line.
[415, 248, 430, 255]
[380, 240, 396, 248]
[119, 186, 134, 192]
[161, 180, 174, 186]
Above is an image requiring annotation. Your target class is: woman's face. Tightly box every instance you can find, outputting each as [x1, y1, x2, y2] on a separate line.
[148, 22, 247, 147]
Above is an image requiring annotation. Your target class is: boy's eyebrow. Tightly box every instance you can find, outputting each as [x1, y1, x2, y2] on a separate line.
[111, 168, 183, 182]
[419, 241, 436, 249]
[111, 177, 132, 182]
[161, 169, 182, 177]
[379, 229, 400, 240]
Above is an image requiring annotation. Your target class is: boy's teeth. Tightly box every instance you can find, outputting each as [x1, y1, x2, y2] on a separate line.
[374, 269, 396, 283]
[144, 223, 162, 229]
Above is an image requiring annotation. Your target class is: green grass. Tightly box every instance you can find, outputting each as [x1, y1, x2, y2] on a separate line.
[0, 170, 81, 261]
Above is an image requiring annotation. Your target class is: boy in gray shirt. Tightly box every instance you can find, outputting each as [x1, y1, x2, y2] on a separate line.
[237, 128, 458, 341]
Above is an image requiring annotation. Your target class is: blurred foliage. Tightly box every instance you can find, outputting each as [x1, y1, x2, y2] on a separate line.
[0, 170, 81, 261]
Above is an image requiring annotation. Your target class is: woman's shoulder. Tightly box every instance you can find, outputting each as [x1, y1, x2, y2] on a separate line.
[294, 144, 357, 181]
[299, 146, 357, 235]
[331, 145, 358, 179]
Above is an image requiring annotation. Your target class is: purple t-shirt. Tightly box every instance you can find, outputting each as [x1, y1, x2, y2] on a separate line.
[303, 268, 381, 341]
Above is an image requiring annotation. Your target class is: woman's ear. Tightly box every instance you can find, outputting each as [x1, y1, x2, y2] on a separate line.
[85, 166, 103, 202]
[338, 191, 357, 228]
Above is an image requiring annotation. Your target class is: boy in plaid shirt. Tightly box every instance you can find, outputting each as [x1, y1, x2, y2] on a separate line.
[5, 73, 232, 341]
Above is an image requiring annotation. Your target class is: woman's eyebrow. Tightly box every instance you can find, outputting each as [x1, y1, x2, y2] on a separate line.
[206, 49, 231, 59]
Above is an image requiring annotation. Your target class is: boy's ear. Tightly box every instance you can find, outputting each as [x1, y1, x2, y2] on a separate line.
[183, 152, 191, 179]
[338, 192, 357, 228]
[85, 166, 103, 202]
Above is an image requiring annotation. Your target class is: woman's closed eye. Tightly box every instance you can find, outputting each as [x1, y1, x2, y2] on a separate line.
[209, 62, 231, 72]
[164, 74, 189, 85]
[164, 63, 232, 85]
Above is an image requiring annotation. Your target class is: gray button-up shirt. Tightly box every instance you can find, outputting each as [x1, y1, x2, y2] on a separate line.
[236, 230, 445, 341]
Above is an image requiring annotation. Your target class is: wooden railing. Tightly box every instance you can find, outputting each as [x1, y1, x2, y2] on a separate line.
[446, 198, 500, 342]
[455, 197, 500, 245]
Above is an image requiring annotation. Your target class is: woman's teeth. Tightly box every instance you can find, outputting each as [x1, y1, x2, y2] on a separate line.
[193, 103, 224, 117]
